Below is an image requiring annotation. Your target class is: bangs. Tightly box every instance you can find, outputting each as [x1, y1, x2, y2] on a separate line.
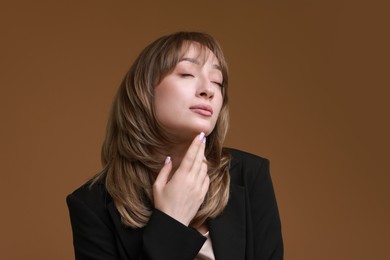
[153, 33, 228, 91]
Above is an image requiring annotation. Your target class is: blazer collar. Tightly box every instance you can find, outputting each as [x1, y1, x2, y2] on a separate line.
[208, 159, 246, 260]
[107, 201, 142, 260]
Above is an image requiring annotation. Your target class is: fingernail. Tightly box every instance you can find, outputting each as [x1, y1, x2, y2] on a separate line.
[202, 136, 206, 144]
[164, 156, 171, 165]
[199, 132, 205, 141]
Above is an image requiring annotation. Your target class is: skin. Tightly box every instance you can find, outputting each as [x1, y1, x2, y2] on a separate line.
[153, 133, 208, 227]
[154, 43, 223, 142]
[153, 44, 224, 230]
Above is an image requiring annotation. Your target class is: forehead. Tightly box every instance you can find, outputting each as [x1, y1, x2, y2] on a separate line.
[179, 42, 220, 66]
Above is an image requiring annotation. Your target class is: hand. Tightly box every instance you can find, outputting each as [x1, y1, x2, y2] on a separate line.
[153, 132, 210, 226]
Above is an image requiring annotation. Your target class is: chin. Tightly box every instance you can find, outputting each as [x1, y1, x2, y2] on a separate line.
[165, 120, 217, 140]
[174, 126, 212, 140]
[192, 118, 217, 133]
[193, 124, 216, 136]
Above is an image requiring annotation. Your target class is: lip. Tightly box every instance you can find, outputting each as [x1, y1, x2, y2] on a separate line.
[189, 104, 213, 117]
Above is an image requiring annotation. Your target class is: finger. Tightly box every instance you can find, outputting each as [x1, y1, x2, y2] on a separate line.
[198, 161, 208, 183]
[190, 136, 207, 178]
[154, 156, 172, 188]
[179, 132, 206, 172]
[201, 171, 210, 198]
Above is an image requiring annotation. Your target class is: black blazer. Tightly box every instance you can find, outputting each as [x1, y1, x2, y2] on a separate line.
[67, 148, 283, 260]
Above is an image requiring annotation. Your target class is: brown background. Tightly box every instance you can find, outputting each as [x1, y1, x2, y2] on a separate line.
[1, 0, 389, 259]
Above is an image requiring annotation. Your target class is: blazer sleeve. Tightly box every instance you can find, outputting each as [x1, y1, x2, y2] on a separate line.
[67, 191, 206, 260]
[141, 209, 207, 259]
[248, 158, 284, 259]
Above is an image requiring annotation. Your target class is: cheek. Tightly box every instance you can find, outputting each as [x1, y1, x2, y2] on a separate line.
[154, 85, 188, 124]
[154, 82, 175, 109]
[154, 88, 171, 122]
[214, 92, 224, 114]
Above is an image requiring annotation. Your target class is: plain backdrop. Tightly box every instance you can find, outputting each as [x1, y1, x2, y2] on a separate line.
[1, 0, 389, 259]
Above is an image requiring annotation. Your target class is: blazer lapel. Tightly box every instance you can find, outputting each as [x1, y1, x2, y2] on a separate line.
[208, 156, 246, 260]
[107, 202, 142, 260]
[209, 164, 246, 260]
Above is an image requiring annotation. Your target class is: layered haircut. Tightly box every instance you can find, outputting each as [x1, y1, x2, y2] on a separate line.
[92, 32, 231, 228]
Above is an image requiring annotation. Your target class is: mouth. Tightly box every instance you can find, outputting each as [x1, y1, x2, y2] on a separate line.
[189, 104, 213, 117]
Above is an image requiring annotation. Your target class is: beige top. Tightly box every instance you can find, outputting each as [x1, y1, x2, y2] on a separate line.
[194, 231, 215, 260]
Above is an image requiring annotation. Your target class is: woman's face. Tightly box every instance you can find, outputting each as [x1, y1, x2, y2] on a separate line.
[154, 44, 224, 140]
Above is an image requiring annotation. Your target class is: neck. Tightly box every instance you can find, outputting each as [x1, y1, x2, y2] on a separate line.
[165, 140, 192, 172]
[155, 131, 200, 171]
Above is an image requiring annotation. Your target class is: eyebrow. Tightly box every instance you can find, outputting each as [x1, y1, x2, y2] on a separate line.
[179, 57, 222, 72]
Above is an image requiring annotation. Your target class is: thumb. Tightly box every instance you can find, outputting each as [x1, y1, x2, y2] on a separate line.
[155, 156, 172, 186]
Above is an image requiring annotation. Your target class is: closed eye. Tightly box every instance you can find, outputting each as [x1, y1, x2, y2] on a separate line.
[212, 81, 224, 88]
[180, 73, 194, 78]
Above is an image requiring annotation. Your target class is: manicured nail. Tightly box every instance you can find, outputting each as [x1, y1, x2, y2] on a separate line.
[165, 156, 171, 165]
[199, 132, 205, 141]
[202, 136, 206, 144]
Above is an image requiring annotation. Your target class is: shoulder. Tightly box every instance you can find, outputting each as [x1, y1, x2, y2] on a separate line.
[226, 147, 269, 166]
[224, 147, 271, 188]
[225, 147, 270, 174]
[66, 177, 112, 219]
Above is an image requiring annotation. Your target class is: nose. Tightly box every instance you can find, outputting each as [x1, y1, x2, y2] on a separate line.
[196, 77, 214, 99]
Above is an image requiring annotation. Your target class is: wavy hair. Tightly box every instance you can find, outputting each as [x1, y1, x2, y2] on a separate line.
[92, 31, 231, 228]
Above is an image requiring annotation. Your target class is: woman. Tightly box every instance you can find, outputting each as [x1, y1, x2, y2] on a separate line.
[67, 31, 283, 260]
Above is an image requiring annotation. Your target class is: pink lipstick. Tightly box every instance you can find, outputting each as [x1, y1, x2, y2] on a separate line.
[190, 104, 213, 117]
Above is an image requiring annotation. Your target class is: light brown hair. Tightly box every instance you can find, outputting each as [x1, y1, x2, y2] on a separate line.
[93, 31, 231, 228]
